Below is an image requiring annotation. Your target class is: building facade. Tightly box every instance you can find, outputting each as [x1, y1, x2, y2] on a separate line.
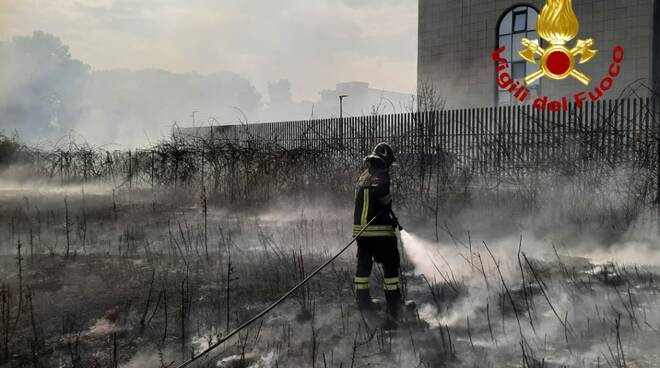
[418, 0, 660, 109]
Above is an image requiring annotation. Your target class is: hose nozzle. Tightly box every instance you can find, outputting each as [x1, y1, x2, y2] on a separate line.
[390, 209, 404, 231]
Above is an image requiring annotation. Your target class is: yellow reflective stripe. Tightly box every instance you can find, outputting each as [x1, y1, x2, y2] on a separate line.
[353, 230, 395, 235]
[360, 190, 369, 225]
[353, 231, 396, 237]
[384, 277, 399, 290]
[352, 225, 394, 231]
[354, 276, 369, 290]
[384, 277, 400, 285]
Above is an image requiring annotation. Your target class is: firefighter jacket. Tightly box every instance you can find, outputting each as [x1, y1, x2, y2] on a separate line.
[353, 166, 396, 237]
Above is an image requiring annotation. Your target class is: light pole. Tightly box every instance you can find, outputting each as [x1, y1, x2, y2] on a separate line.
[339, 95, 349, 119]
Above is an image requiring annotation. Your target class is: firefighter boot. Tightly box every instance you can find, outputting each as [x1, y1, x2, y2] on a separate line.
[383, 289, 402, 330]
[356, 289, 375, 311]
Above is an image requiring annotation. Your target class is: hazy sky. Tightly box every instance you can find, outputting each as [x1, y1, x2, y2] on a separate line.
[0, 0, 418, 101]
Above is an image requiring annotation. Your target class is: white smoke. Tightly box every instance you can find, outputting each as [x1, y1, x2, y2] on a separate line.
[399, 230, 444, 280]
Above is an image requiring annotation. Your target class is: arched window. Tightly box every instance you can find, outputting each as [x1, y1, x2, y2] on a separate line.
[496, 5, 540, 106]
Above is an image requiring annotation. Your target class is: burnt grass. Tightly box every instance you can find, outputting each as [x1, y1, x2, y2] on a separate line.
[0, 188, 660, 367]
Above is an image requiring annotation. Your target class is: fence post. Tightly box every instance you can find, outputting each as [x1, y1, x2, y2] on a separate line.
[60, 151, 64, 185]
[655, 96, 660, 236]
[128, 150, 132, 189]
[151, 150, 155, 190]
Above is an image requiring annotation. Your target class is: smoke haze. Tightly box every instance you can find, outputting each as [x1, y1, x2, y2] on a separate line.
[0, 31, 261, 147]
[0, 1, 417, 146]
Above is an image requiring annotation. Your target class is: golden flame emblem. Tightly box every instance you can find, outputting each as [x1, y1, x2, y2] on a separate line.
[519, 0, 597, 85]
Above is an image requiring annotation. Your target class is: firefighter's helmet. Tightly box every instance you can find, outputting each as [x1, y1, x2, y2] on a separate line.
[366, 142, 396, 167]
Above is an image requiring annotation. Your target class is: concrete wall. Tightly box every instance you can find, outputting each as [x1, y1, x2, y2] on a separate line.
[418, 0, 657, 109]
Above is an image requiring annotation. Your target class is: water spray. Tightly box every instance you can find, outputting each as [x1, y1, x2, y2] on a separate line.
[399, 231, 442, 280]
[384, 210, 434, 280]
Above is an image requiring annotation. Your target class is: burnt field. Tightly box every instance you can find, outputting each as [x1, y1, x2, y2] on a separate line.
[2, 1, 660, 365]
[1, 104, 660, 368]
[0, 181, 659, 368]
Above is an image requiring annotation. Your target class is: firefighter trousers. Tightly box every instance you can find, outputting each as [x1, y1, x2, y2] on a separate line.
[354, 236, 400, 287]
[354, 236, 401, 321]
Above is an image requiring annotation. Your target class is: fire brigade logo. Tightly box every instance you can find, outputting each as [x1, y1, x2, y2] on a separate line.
[518, 0, 597, 85]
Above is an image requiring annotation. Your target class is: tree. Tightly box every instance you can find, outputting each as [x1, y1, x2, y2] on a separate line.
[0, 31, 90, 140]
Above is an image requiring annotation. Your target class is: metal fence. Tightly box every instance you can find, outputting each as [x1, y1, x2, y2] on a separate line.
[32, 97, 660, 205]
[21, 97, 660, 230]
[181, 98, 660, 176]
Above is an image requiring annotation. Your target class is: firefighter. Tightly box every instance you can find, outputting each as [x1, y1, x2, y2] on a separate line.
[353, 142, 402, 329]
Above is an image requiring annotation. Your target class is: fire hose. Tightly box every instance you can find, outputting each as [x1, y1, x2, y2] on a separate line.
[175, 210, 392, 368]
